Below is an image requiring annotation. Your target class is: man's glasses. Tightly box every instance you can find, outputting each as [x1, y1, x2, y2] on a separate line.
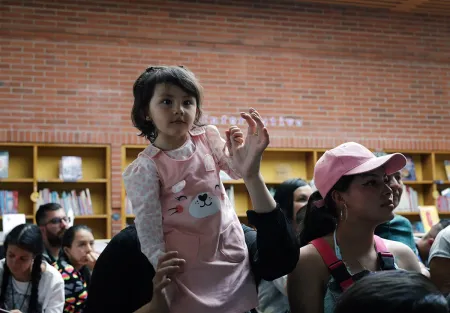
[46, 216, 71, 225]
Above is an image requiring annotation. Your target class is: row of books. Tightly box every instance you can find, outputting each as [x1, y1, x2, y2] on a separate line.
[0, 152, 8, 178]
[412, 221, 425, 234]
[0, 190, 19, 215]
[0, 152, 84, 181]
[393, 185, 420, 213]
[37, 188, 94, 216]
[437, 188, 450, 212]
[402, 156, 450, 181]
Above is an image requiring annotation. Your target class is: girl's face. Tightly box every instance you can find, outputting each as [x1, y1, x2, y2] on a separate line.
[293, 185, 313, 224]
[6, 245, 34, 279]
[339, 167, 394, 224]
[64, 229, 95, 267]
[149, 83, 198, 150]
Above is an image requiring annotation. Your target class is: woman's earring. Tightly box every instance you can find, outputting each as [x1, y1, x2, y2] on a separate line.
[342, 203, 348, 221]
[145, 116, 151, 121]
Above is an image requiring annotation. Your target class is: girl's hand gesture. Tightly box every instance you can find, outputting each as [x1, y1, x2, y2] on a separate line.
[226, 108, 270, 181]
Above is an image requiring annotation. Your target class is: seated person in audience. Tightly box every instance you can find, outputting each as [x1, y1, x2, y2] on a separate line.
[36, 203, 70, 264]
[416, 220, 450, 267]
[0, 224, 65, 313]
[257, 178, 312, 313]
[275, 178, 313, 233]
[375, 170, 429, 277]
[85, 202, 299, 313]
[375, 171, 418, 255]
[429, 225, 450, 293]
[53, 225, 96, 313]
[286, 142, 422, 313]
[334, 270, 449, 313]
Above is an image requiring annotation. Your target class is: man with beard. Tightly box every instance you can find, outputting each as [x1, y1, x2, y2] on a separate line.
[36, 202, 70, 263]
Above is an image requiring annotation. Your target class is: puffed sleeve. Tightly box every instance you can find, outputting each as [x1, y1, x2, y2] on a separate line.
[123, 156, 164, 268]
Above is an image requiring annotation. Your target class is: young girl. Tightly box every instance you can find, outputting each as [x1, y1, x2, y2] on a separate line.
[53, 225, 95, 313]
[0, 224, 64, 313]
[123, 65, 269, 313]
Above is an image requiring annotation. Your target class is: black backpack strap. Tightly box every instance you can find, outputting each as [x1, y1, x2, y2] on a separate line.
[374, 235, 396, 270]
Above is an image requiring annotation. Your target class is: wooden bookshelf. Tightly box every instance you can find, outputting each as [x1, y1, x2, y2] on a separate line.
[0, 143, 111, 239]
[120, 145, 450, 228]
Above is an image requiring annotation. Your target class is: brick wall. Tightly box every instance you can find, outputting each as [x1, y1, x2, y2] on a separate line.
[1, 0, 449, 235]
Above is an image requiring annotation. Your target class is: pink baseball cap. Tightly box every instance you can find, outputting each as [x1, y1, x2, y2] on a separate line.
[314, 142, 406, 198]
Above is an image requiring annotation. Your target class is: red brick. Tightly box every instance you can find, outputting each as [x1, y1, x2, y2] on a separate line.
[1, 0, 449, 235]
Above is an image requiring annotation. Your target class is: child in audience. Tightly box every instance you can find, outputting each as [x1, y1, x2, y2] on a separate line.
[123, 65, 274, 313]
[335, 270, 449, 313]
[0, 224, 64, 313]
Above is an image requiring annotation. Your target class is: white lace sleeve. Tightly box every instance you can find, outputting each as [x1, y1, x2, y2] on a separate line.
[204, 125, 241, 179]
[123, 156, 164, 268]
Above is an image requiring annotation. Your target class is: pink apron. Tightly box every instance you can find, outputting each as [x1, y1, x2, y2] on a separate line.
[147, 127, 257, 313]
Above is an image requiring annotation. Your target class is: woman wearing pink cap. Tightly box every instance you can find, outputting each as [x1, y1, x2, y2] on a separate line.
[284, 142, 423, 313]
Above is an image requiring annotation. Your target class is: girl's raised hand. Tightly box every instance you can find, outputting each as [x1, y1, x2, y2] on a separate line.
[225, 108, 269, 180]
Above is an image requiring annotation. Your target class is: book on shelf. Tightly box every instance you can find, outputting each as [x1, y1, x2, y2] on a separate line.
[125, 196, 133, 215]
[225, 185, 235, 208]
[437, 188, 450, 213]
[268, 186, 276, 197]
[0, 151, 9, 179]
[219, 170, 233, 182]
[0, 190, 19, 215]
[59, 156, 82, 181]
[445, 160, 450, 181]
[393, 185, 419, 213]
[412, 221, 425, 234]
[37, 188, 93, 216]
[2, 214, 26, 236]
[419, 206, 440, 233]
[401, 155, 416, 181]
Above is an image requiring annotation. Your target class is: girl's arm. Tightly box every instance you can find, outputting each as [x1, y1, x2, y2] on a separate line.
[204, 125, 241, 179]
[123, 156, 165, 269]
[288, 245, 327, 313]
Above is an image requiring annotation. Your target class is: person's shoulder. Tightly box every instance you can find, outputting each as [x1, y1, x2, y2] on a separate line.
[429, 226, 450, 259]
[435, 225, 450, 243]
[299, 237, 332, 271]
[100, 226, 141, 259]
[384, 238, 421, 271]
[113, 226, 140, 249]
[190, 125, 207, 136]
[384, 238, 411, 253]
[42, 261, 64, 284]
[122, 148, 158, 180]
[388, 215, 413, 230]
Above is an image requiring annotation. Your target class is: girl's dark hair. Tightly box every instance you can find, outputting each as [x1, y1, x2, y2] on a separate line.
[335, 271, 450, 313]
[1, 224, 44, 313]
[61, 225, 93, 252]
[131, 65, 204, 143]
[274, 178, 309, 223]
[299, 175, 355, 247]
